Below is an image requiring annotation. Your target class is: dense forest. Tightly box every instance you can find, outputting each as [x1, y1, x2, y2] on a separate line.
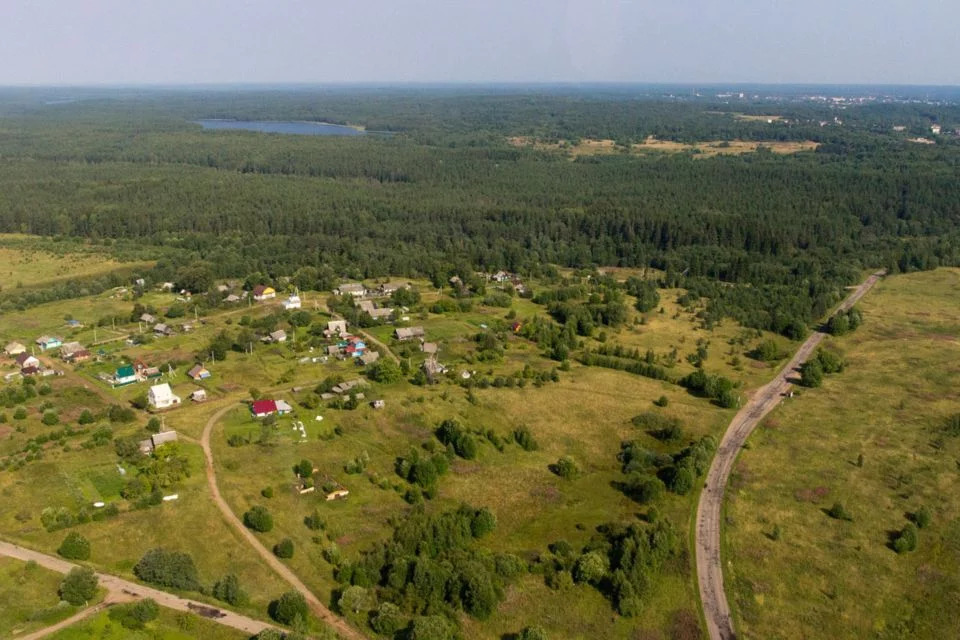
[0, 87, 959, 335]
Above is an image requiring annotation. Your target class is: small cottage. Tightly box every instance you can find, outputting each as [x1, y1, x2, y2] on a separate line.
[148, 383, 181, 410]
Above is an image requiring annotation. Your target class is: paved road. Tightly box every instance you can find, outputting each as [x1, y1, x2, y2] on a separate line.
[200, 405, 366, 640]
[695, 271, 885, 640]
[0, 539, 278, 637]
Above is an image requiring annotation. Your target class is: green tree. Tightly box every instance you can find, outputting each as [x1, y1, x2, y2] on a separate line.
[826, 502, 852, 521]
[914, 506, 932, 529]
[367, 357, 402, 383]
[573, 550, 609, 584]
[57, 531, 91, 560]
[800, 359, 824, 388]
[78, 409, 95, 425]
[371, 602, 405, 636]
[270, 591, 308, 625]
[893, 523, 918, 554]
[274, 538, 295, 559]
[133, 548, 200, 591]
[13, 406, 26, 420]
[59, 566, 98, 605]
[244, 506, 274, 532]
[294, 459, 313, 478]
[518, 626, 549, 640]
[551, 455, 580, 480]
[212, 574, 247, 606]
[408, 615, 457, 640]
[41, 410, 59, 426]
[471, 508, 496, 538]
[338, 584, 375, 618]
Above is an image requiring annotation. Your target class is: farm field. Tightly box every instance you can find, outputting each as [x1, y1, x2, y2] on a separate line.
[725, 268, 960, 639]
[0, 555, 95, 638]
[0, 236, 153, 291]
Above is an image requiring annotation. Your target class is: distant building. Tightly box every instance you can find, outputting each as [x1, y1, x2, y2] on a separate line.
[224, 294, 241, 303]
[139, 430, 179, 454]
[187, 364, 211, 381]
[394, 326, 425, 341]
[148, 383, 181, 410]
[153, 323, 174, 337]
[327, 320, 348, 335]
[191, 389, 207, 402]
[252, 285, 277, 301]
[114, 365, 138, 387]
[269, 329, 287, 343]
[283, 294, 302, 310]
[16, 353, 40, 369]
[140, 313, 156, 324]
[359, 351, 380, 366]
[335, 283, 367, 298]
[35, 336, 63, 351]
[931, 124, 942, 135]
[251, 399, 277, 417]
[275, 400, 293, 415]
[4, 341, 26, 356]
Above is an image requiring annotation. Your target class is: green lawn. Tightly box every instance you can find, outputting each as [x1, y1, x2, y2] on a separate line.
[725, 268, 960, 639]
[46, 608, 248, 640]
[0, 556, 90, 638]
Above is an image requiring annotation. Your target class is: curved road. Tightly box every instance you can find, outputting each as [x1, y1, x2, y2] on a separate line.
[695, 271, 884, 640]
[0, 539, 278, 637]
[201, 405, 366, 640]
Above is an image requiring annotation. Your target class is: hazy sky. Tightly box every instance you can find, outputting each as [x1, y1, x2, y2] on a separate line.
[2, 0, 957, 85]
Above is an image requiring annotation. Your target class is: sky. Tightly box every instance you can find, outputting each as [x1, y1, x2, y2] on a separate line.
[1, 0, 958, 86]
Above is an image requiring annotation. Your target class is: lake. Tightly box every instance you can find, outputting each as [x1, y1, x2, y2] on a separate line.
[194, 119, 365, 136]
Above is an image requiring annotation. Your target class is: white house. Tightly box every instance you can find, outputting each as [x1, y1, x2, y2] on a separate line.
[327, 320, 348, 335]
[148, 383, 181, 410]
[335, 283, 366, 298]
[275, 399, 293, 415]
[269, 329, 287, 343]
[283, 294, 302, 310]
[931, 124, 942, 135]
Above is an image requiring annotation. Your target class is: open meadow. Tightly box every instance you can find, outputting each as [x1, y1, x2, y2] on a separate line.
[725, 268, 960, 639]
[0, 556, 95, 638]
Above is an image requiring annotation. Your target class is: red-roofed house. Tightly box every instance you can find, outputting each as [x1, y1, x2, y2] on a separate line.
[251, 399, 278, 417]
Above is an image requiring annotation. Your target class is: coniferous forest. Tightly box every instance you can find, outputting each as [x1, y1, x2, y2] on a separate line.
[1, 86, 959, 334]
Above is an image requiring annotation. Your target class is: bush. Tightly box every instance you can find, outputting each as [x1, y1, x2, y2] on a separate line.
[261, 486, 274, 499]
[212, 574, 247, 606]
[274, 538, 295, 559]
[471, 508, 496, 538]
[408, 615, 458, 640]
[826, 502, 852, 521]
[893, 523, 918, 554]
[653, 395, 669, 407]
[371, 602, 405, 636]
[914, 506, 932, 529]
[41, 410, 59, 426]
[77, 409, 95, 425]
[270, 591, 308, 625]
[57, 531, 91, 560]
[243, 506, 274, 532]
[146, 417, 161, 433]
[13, 406, 27, 420]
[513, 425, 539, 451]
[109, 598, 159, 630]
[294, 459, 313, 478]
[551, 456, 580, 480]
[519, 625, 549, 640]
[133, 548, 201, 591]
[60, 567, 98, 605]
[573, 550, 609, 584]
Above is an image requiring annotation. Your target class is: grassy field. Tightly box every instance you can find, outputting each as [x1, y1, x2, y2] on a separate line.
[0, 237, 153, 291]
[0, 556, 93, 638]
[46, 607, 248, 640]
[725, 268, 960, 639]
[507, 135, 818, 158]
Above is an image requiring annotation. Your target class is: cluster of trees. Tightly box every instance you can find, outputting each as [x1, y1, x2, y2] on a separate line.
[618, 435, 717, 498]
[799, 349, 845, 388]
[133, 548, 201, 591]
[826, 308, 863, 336]
[332, 505, 518, 635]
[580, 346, 673, 382]
[679, 369, 738, 407]
[115, 441, 191, 508]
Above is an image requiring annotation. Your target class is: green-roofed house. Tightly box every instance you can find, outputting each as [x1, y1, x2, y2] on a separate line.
[114, 365, 137, 387]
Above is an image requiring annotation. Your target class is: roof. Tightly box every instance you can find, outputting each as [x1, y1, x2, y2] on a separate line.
[224, 294, 240, 302]
[252, 284, 274, 296]
[270, 330, 287, 341]
[395, 326, 425, 340]
[154, 323, 169, 332]
[15, 353, 37, 366]
[4, 341, 25, 353]
[360, 351, 380, 364]
[337, 283, 366, 293]
[152, 431, 178, 446]
[36, 335, 62, 345]
[251, 399, 277, 415]
[421, 342, 438, 354]
[60, 341, 84, 355]
[187, 364, 209, 378]
[149, 383, 175, 400]
[275, 400, 293, 412]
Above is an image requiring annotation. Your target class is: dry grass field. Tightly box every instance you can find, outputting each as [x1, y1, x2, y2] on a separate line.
[507, 135, 818, 158]
[725, 268, 960, 639]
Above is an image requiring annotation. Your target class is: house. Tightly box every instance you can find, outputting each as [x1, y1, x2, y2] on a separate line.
[4, 342, 26, 356]
[148, 383, 181, 410]
[153, 323, 174, 337]
[395, 326, 425, 341]
[327, 320, 348, 336]
[283, 294, 302, 310]
[931, 124, 942, 135]
[160, 282, 175, 291]
[371, 399, 385, 409]
[511, 322, 523, 333]
[135, 278, 146, 287]
[59, 342, 85, 359]
[421, 342, 438, 355]
[423, 357, 448, 379]
[331, 379, 367, 395]
[378, 281, 408, 296]
[359, 300, 394, 320]
[114, 365, 137, 387]
[216, 284, 231, 293]
[65, 319, 83, 329]
[64, 349, 91, 364]
[491, 270, 511, 283]
[139, 430, 179, 454]
[275, 400, 293, 415]
[15, 353, 40, 369]
[191, 389, 207, 402]
[269, 330, 287, 343]
[140, 313, 156, 324]
[251, 399, 278, 417]
[35, 336, 63, 351]
[20, 365, 41, 377]
[187, 364, 211, 381]
[223, 294, 241, 303]
[252, 285, 276, 301]
[359, 351, 380, 366]
[335, 283, 367, 298]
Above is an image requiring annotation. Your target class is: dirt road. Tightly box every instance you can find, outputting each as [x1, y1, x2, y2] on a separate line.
[200, 405, 366, 640]
[0, 539, 278, 637]
[695, 271, 884, 640]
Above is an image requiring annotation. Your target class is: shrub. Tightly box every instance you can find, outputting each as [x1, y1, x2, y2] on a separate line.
[654, 395, 669, 407]
[371, 602, 405, 636]
[408, 615, 458, 640]
[513, 425, 539, 451]
[109, 598, 159, 630]
[261, 486, 274, 499]
[13, 406, 27, 420]
[518, 625, 549, 640]
[471, 508, 496, 538]
[212, 573, 247, 606]
[146, 417, 161, 433]
[274, 538, 295, 559]
[914, 506, 932, 529]
[551, 456, 580, 480]
[60, 567, 98, 605]
[133, 548, 201, 591]
[77, 409, 95, 425]
[826, 502, 853, 521]
[243, 506, 274, 532]
[270, 591, 308, 625]
[573, 550, 609, 584]
[894, 523, 918, 554]
[57, 532, 91, 560]
[294, 459, 313, 478]
[41, 410, 59, 426]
